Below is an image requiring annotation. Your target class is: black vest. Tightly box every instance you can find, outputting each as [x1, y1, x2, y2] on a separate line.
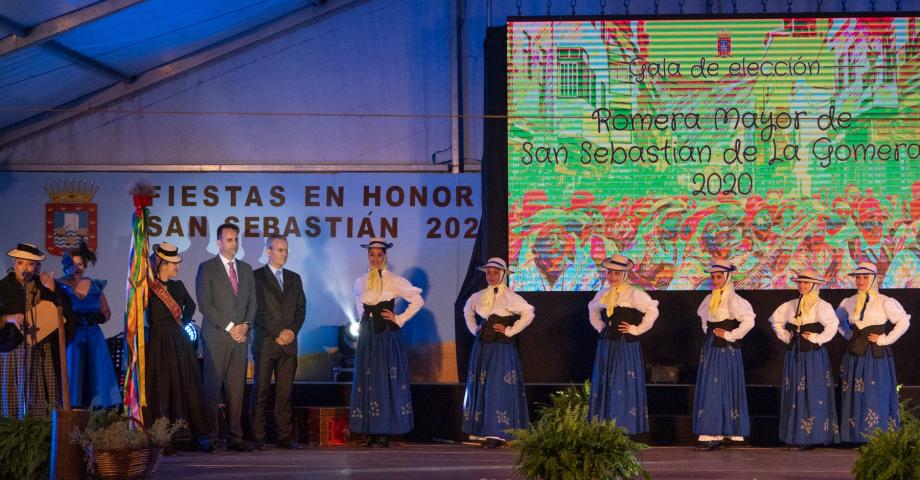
[707, 319, 741, 348]
[476, 314, 519, 344]
[362, 299, 397, 333]
[847, 324, 892, 358]
[783, 322, 825, 352]
[601, 307, 643, 342]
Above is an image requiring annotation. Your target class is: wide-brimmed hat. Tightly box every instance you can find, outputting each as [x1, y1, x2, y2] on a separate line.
[360, 238, 393, 250]
[154, 243, 181, 263]
[789, 269, 825, 284]
[601, 254, 633, 272]
[477, 257, 513, 273]
[848, 262, 878, 276]
[704, 259, 737, 273]
[7, 243, 45, 261]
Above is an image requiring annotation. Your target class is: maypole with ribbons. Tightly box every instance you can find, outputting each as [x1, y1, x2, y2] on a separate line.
[123, 183, 155, 423]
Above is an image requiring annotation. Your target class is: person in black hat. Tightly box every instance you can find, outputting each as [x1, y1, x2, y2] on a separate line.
[145, 242, 212, 452]
[692, 259, 755, 450]
[349, 238, 424, 448]
[0, 243, 72, 417]
[768, 270, 839, 449]
[57, 241, 120, 408]
[461, 257, 534, 449]
[837, 262, 911, 444]
[587, 254, 658, 435]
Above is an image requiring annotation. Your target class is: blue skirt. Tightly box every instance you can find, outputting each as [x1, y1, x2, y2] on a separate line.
[462, 338, 530, 439]
[349, 319, 413, 435]
[778, 343, 839, 445]
[692, 335, 750, 437]
[588, 336, 648, 434]
[840, 352, 899, 443]
[67, 325, 120, 408]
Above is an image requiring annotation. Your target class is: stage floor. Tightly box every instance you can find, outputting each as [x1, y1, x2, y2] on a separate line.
[155, 443, 857, 479]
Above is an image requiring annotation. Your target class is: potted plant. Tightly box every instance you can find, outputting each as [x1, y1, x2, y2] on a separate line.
[511, 382, 650, 480]
[0, 415, 52, 480]
[852, 397, 920, 480]
[71, 408, 186, 480]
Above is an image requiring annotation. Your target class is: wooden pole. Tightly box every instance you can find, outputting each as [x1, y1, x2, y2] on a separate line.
[50, 306, 86, 480]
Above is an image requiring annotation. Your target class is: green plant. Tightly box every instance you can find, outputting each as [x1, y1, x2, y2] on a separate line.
[0, 415, 52, 480]
[511, 382, 650, 480]
[852, 399, 920, 480]
[71, 408, 187, 451]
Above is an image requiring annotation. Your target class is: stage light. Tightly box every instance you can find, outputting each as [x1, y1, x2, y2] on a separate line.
[348, 321, 359, 339]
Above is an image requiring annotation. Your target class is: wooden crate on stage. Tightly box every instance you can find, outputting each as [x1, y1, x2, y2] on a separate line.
[294, 407, 350, 446]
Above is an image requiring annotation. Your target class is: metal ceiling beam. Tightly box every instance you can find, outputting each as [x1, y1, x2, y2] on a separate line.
[0, 0, 147, 58]
[0, 0, 368, 149]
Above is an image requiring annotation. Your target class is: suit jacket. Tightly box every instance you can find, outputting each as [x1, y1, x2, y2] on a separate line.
[195, 256, 257, 345]
[253, 266, 306, 355]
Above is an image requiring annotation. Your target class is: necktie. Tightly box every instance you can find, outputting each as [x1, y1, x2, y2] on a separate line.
[275, 269, 284, 291]
[228, 261, 239, 295]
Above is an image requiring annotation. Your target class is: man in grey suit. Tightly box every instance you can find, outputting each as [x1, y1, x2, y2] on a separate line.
[196, 223, 257, 451]
[250, 235, 306, 450]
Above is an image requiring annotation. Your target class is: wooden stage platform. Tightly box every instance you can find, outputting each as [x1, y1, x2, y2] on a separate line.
[156, 443, 858, 479]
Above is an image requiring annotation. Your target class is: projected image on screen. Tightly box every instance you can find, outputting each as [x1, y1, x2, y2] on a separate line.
[507, 16, 920, 291]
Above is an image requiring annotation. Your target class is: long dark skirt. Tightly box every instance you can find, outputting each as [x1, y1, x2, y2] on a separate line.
[145, 322, 208, 438]
[462, 338, 529, 439]
[349, 319, 413, 435]
[840, 352, 899, 443]
[588, 336, 648, 434]
[778, 344, 839, 445]
[692, 335, 750, 437]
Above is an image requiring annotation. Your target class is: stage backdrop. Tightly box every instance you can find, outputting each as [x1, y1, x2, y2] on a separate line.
[0, 172, 479, 382]
[507, 15, 920, 292]
[455, 20, 920, 386]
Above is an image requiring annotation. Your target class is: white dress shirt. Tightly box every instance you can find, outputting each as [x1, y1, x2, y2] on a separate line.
[463, 286, 535, 337]
[836, 292, 911, 346]
[353, 270, 424, 327]
[769, 298, 838, 346]
[697, 286, 756, 342]
[587, 284, 659, 335]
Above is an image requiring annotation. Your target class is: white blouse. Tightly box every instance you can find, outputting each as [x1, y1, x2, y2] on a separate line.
[836, 292, 911, 346]
[769, 298, 839, 346]
[353, 270, 424, 327]
[696, 288, 756, 342]
[587, 285, 659, 335]
[463, 287, 535, 337]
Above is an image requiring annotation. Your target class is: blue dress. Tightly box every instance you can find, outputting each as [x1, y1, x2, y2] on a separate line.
[770, 298, 840, 446]
[60, 278, 120, 408]
[692, 287, 754, 439]
[587, 285, 658, 434]
[462, 287, 534, 440]
[837, 292, 910, 443]
[349, 270, 423, 435]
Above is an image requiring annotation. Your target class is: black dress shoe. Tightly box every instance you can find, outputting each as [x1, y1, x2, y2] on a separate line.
[252, 441, 266, 451]
[276, 439, 305, 450]
[364, 435, 377, 447]
[227, 440, 255, 452]
[368, 435, 389, 448]
[482, 438, 504, 449]
[695, 441, 722, 451]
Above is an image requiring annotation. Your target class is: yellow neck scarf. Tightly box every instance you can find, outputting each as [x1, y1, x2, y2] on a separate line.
[601, 281, 629, 317]
[794, 284, 820, 325]
[709, 282, 733, 318]
[854, 280, 878, 320]
[365, 262, 387, 296]
[481, 284, 506, 311]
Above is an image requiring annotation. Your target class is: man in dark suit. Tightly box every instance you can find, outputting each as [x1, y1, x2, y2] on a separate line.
[196, 223, 257, 451]
[250, 235, 306, 450]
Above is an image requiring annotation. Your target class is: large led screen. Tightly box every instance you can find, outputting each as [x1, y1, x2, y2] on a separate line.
[508, 16, 920, 291]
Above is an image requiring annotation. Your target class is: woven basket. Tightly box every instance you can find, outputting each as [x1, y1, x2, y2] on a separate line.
[85, 417, 162, 480]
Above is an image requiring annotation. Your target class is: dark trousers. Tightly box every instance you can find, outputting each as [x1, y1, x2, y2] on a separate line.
[250, 343, 297, 443]
[202, 339, 248, 442]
